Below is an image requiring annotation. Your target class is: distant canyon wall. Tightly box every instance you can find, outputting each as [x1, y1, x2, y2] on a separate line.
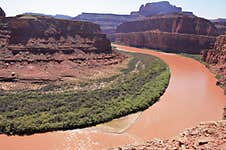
[109, 31, 216, 54]
[110, 14, 218, 54]
[116, 14, 218, 36]
[74, 1, 193, 34]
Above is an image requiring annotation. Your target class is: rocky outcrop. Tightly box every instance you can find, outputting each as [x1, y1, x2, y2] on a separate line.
[202, 34, 226, 90]
[109, 31, 216, 54]
[0, 14, 125, 83]
[74, 13, 141, 34]
[113, 121, 226, 150]
[116, 13, 219, 36]
[130, 1, 182, 17]
[0, 7, 5, 17]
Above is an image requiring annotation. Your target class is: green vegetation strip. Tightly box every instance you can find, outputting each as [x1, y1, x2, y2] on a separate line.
[0, 52, 170, 135]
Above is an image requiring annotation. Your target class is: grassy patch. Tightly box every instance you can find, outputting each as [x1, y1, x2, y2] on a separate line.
[0, 52, 170, 135]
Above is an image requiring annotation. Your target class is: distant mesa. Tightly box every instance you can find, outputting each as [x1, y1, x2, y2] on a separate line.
[131, 1, 182, 16]
[0, 7, 6, 17]
[74, 1, 194, 34]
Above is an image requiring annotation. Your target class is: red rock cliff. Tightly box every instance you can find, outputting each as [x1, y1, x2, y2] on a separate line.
[109, 31, 216, 54]
[202, 35, 226, 90]
[110, 13, 217, 54]
[0, 15, 125, 83]
[0, 15, 111, 53]
[116, 14, 219, 36]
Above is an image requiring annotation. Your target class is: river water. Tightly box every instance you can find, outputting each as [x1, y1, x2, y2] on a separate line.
[0, 45, 225, 150]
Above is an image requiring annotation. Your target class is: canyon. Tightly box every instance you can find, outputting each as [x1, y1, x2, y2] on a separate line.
[74, 1, 193, 34]
[0, 1, 225, 149]
[0, 12, 125, 90]
[1, 44, 225, 150]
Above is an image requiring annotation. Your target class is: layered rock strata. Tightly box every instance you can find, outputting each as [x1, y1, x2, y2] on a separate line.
[0, 14, 125, 84]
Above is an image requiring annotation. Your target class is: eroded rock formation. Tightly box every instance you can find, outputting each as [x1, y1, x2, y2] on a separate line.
[109, 31, 216, 54]
[116, 13, 218, 36]
[110, 14, 217, 54]
[130, 1, 183, 16]
[202, 34, 226, 90]
[0, 14, 125, 85]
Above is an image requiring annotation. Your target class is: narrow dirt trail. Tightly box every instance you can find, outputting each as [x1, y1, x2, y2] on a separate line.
[0, 45, 225, 150]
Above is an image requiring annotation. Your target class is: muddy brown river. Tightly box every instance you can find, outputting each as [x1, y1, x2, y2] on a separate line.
[0, 45, 225, 150]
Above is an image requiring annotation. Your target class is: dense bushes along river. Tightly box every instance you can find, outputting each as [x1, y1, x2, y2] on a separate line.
[0, 52, 170, 135]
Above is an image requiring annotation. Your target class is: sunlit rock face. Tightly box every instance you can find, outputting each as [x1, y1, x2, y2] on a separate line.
[110, 13, 218, 54]
[202, 34, 226, 89]
[0, 14, 126, 83]
[116, 13, 218, 36]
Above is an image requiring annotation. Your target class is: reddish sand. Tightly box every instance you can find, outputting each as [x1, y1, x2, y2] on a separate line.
[0, 44, 225, 150]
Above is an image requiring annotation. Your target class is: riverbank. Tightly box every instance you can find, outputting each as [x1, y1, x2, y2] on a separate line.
[113, 120, 226, 150]
[0, 52, 170, 135]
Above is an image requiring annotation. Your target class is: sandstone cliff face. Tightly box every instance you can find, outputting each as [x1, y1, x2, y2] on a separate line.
[116, 14, 219, 36]
[202, 35, 226, 90]
[2, 15, 111, 53]
[0, 15, 125, 84]
[109, 31, 216, 54]
[130, 1, 182, 16]
[110, 13, 218, 54]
